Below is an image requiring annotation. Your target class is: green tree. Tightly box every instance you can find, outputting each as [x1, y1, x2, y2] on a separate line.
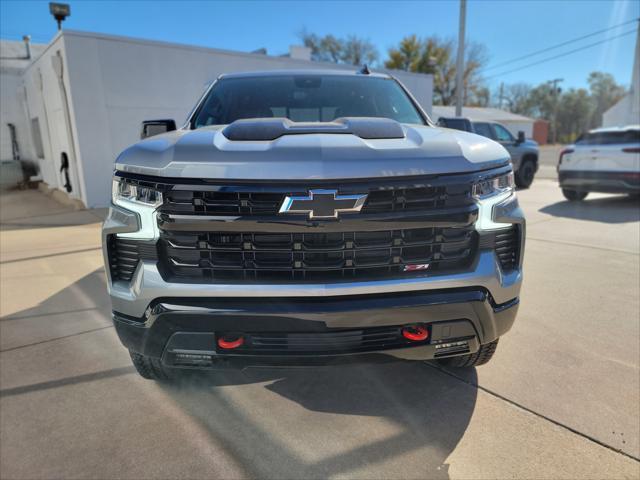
[385, 35, 488, 106]
[386, 34, 422, 71]
[556, 88, 593, 142]
[587, 72, 626, 128]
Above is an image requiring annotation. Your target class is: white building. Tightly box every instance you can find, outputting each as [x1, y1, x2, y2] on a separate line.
[603, 29, 639, 127]
[431, 106, 535, 138]
[0, 39, 46, 187]
[2, 30, 434, 208]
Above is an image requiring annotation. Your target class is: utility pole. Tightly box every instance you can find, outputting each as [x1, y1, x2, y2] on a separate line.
[498, 82, 504, 110]
[549, 78, 563, 144]
[455, 0, 466, 116]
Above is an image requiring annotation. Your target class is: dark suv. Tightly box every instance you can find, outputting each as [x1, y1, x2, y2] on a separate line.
[103, 70, 525, 380]
[438, 116, 539, 188]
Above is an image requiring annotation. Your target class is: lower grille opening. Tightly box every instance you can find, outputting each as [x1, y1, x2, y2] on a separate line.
[216, 325, 429, 356]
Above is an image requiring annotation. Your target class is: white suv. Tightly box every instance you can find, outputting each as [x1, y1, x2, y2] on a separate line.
[558, 125, 640, 201]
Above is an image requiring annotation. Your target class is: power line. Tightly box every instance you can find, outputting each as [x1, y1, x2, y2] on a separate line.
[482, 17, 639, 73]
[483, 28, 637, 81]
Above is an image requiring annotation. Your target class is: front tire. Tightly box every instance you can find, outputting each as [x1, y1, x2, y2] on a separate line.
[437, 339, 499, 368]
[130, 351, 172, 381]
[515, 160, 536, 189]
[562, 188, 588, 201]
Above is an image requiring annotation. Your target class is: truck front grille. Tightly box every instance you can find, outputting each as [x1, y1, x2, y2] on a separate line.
[158, 226, 477, 282]
[160, 184, 471, 216]
[114, 172, 497, 284]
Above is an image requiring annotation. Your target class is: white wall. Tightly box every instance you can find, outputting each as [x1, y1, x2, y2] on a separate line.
[501, 121, 533, 139]
[0, 41, 44, 166]
[34, 31, 434, 207]
[22, 34, 86, 199]
[0, 71, 26, 161]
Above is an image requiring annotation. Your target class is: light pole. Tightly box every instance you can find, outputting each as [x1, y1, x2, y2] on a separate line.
[455, 0, 467, 116]
[49, 3, 70, 31]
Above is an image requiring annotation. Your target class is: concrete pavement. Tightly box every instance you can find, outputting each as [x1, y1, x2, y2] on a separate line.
[1, 182, 639, 479]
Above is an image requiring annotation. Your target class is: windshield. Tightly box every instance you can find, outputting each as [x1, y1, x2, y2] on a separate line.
[191, 75, 426, 128]
[575, 129, 640, 145]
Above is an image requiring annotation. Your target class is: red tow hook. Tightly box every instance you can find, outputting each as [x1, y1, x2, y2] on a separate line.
[217, 335, 244, 350]
[401, 325, 429, 342]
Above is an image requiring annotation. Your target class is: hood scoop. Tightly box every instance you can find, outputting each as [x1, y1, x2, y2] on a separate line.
[222, 117, 406, 141]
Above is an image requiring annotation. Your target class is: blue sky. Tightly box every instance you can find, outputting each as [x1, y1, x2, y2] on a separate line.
[1, 0, 638, 92]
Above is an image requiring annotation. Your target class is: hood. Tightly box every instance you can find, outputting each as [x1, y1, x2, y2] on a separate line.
[115, 124, 510, 180]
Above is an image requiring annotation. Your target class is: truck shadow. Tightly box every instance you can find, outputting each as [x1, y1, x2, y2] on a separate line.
[2, 267, 478, 479]
[160, 361, 477, 479]
[539, 194, 640, 224]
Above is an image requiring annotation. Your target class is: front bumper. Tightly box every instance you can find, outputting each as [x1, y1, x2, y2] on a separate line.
[559, 170, 640, 194]
[114, 288, 518, 366]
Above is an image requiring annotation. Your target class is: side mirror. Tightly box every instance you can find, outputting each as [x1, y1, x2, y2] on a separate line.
[517, 131, 526, 144]
[140, 119, 176, 139]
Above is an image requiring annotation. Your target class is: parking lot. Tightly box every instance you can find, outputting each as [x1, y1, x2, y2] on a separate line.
[1, 179, 639, 479]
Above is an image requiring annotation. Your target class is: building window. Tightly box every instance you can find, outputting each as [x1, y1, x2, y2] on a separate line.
[30, 117, 45, 159]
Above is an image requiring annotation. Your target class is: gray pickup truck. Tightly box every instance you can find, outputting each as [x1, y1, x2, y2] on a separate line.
[437, 117, 539, 188]
[103, 70, 525, 381]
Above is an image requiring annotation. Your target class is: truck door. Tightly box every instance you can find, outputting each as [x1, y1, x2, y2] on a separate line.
[491, 123, 520, 170]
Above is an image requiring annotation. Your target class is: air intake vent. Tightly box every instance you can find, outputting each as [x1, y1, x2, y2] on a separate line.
[107, 236, 157, 281]
[495, 227, 519, 271]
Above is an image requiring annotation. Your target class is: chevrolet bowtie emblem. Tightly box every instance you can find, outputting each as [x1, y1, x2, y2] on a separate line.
[279, 189, 368, 219]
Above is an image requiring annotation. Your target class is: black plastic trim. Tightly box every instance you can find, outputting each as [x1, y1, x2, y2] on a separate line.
[157, 207, 479, 233]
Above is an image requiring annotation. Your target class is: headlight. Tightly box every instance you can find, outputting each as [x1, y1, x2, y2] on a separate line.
[112, 177, 163, 207]
[472, 171, 515, 199]
[473, 171, 516, 231]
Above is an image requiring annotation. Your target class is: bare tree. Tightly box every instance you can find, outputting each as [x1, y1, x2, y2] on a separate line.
[341, 35, 378, 65]
[298, 30, 378, 66]
[499, 83, 533, 115]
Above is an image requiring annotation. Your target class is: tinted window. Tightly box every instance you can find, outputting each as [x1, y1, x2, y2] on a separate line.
[473, 122, 493, 139]
[437, 118, 473, 132]
[192, 75, 425, 128]
[576, 130, 640, 145]
[493, 124, 514, 142]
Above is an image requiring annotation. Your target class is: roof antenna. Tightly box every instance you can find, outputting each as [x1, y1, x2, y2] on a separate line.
[359, 64, 371, 75]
